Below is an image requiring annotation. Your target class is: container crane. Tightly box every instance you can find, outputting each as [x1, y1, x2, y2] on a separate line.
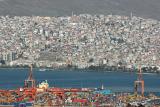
[24, 64, 35, 88]
[24, 31, 36, 88]
[134, 65, 144, 97]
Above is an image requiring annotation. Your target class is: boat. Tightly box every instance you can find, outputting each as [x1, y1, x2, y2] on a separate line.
[39, 68, 46, 72]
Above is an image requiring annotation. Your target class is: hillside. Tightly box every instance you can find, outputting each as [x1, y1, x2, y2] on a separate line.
[0, 0, 160, 20]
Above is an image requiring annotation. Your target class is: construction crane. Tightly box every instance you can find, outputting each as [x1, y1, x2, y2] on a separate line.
[134, 65, 144, 97]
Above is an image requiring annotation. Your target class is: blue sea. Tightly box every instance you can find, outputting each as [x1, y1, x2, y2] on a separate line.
[0, 68, 160, 93]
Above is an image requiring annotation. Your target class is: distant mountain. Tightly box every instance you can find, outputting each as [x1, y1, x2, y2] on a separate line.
[0, 0, 160, 20]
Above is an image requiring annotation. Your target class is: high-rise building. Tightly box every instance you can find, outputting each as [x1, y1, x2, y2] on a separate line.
[1, 52, 17, 62]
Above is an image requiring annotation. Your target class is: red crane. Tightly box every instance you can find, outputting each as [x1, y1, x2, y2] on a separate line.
[24, 64, 35, 88]
[134, 65, 144, 97]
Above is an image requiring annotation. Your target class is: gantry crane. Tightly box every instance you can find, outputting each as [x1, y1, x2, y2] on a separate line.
[134, 65, 144, 97]
[23, 64, 36, 101]
[24, 64, 35, 88]
[24, 31, 36, 88]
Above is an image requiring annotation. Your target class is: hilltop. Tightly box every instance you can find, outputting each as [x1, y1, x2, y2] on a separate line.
[0, 0, 160, 20]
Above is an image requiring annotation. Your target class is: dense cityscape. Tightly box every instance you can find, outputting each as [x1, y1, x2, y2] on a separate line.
[0, 0, 160, 106]
[0, 14, 160, 72]
[0, 14, 160, 106]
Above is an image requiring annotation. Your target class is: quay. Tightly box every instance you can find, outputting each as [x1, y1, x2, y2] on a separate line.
[0, 65, 160, 107]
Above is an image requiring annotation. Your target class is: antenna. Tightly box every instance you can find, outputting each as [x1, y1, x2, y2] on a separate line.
[130, 12, 133, 20]
[139, 19, 142, 31]
[72, 11, 74, 17]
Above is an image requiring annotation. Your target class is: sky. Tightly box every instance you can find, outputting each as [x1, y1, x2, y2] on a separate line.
[0, 0, 160, 20]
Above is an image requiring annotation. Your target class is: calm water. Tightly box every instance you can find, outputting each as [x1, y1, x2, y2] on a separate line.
[0, 68, 160, 92]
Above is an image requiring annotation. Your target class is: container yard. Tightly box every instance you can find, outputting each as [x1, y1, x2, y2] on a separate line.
[0, 65, 160, 107]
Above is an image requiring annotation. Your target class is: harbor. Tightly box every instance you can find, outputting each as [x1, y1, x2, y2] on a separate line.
[0, 0, 160, 106]
[0, 65, 160, 107]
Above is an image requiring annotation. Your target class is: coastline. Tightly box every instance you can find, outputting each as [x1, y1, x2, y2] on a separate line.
[0, 65, 159, 74]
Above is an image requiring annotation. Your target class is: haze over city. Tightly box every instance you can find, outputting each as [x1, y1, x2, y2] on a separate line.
[0, 0, 160, 20]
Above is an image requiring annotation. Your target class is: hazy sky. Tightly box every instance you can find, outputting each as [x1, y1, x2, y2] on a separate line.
[0, 0, 160, 20]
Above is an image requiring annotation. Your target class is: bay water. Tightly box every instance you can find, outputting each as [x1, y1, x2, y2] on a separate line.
[0, 68, 160, 93]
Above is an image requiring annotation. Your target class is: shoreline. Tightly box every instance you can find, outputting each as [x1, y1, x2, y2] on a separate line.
[0, 66, 159, 74]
